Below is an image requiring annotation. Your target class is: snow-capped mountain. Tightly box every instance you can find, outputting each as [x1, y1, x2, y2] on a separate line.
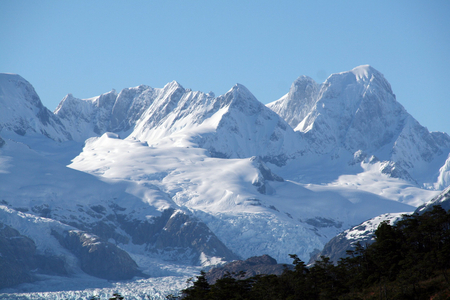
[0, 66, 448, 296]
[0, 74, 71, 142]
[268, 65, 450, 186]
[55, 81, 304, 164]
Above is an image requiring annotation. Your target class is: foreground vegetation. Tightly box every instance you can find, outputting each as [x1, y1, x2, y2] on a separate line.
[181, 205, 450, 299]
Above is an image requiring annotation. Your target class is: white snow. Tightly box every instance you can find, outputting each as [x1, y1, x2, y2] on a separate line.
[68, 132, 419, 264]
[344, 212, 406, 241]
[267, 65, 450, 187]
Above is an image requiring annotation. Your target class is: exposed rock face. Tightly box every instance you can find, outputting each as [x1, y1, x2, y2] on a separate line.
[379, 161, 417, 184]
[417, 185, 450, 213]
[250, 156, 284, 195]
[205, 255, 290, 284]
[53, 229, 142, 281]
[117, 209, 239, 264]
[50, 204, 238, 267]
[0, 223, 67, 289]
[307, 227, 374, 266]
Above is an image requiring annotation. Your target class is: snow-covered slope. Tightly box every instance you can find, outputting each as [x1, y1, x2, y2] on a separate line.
[416, 185, 450, 213]
[0, 74, 71, 142]
[268, 65, 450, 186]
[0, 133, 238, 290]
[267, 75, 320, 129]
[69, 132, 416, 265]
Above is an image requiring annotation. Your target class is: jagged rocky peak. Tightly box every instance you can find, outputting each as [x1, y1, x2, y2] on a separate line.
[110, 85, 154, 132]
[54, 85, 161, 142]
[267, 65, 394, 131]
[295, 65, 406, 152]
[212, 83, 263, 115]
[195, 84, 305, 162]
[267, 66, 450, 186]
[55, 89, 118, 117]
[267, 76, 320, 129]
[125, 81, 305, 162]
[322, 65, 393, 97]
[49, 77, 304, 162]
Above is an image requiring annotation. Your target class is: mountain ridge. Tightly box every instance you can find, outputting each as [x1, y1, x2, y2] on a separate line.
[0, 66, 448, 294]
[268, 65, 450, 187]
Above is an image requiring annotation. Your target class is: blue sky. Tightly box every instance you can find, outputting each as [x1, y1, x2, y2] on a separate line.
[1, 0, 449, 133]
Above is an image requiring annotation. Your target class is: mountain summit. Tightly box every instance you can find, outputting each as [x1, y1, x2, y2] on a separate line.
[55, 80, 304, 163]
[268, 65, 450, 185]
[0, 73, 71, 141]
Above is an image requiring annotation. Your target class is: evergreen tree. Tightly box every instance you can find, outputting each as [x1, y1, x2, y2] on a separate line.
[181, 271, 211, 300]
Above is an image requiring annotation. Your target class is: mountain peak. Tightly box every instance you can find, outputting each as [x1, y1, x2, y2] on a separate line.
[229, 83, 252, 95]
[269, 66, 450, 186]
[163, 80, 184, 91]
[0, 73, 71, 141]
[0, 73, 27, 82]
[226, 83, 260, 106]
[0, 73, 40, 107]
[326, 65, 393, 96]
[266, 76, 320, 129]
[349, 64, 377, 80]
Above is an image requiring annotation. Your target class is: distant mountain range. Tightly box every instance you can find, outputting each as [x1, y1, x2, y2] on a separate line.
[0, 66, 448, 293]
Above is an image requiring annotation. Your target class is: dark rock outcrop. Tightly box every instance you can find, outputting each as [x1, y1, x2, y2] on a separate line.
[53, 230, 142, 280]
[417, 185, 450, 213]
[307, 228, 374, 265]
[205, 254, 290, 284]
[250, 156, 283, 195]
[117, 209, 239, 264]
[0, 223, 67, 289]
[380, 161, 417, 184]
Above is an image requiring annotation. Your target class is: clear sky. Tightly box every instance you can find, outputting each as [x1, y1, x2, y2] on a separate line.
[1, 1, 449, 133]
